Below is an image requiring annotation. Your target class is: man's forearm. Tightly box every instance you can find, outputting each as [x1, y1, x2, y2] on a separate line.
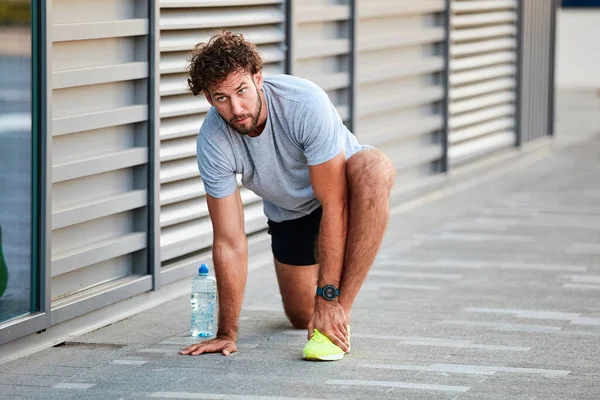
[212, 239, 248, 341]
[317, 204, 348, 290]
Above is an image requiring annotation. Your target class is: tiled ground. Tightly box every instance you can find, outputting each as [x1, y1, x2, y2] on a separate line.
[1, 129, 599, 399]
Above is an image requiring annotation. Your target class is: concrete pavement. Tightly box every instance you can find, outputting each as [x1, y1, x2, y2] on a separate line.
[1, 134, 600, 398]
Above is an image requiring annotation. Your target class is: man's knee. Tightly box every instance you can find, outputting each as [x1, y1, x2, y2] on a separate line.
[285, 309, 311, 329]
[347, 149, 396, 196]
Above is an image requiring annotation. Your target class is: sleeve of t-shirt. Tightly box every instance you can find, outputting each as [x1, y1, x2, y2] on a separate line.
[196, 130, 237, 199]
[298, 89, 345, 166]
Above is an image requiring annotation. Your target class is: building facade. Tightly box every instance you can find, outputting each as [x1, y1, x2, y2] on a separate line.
[0, 0, 556, 351]
[556, 0, 600, 89]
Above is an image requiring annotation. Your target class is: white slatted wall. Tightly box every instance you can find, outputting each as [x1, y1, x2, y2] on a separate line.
[158, 0, 286, 269]
[448, 0, 518, 166]
[50, 0, 152, 324]
[289, 0, 353, 127]
[355, 0, 447, 191]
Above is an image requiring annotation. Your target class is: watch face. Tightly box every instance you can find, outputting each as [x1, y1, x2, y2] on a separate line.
[323, 285, 337, 300]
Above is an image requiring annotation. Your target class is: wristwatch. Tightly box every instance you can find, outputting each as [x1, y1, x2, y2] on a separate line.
[316, 285, 340, 301]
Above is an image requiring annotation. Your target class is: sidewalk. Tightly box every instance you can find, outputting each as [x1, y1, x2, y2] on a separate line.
[1, 135, 600, 399]
[555, 89, 600, 146]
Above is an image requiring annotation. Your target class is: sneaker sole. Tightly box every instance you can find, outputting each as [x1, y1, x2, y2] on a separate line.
[303, 352, 344, 361]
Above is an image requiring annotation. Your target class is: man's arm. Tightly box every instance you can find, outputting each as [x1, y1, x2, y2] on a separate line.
[307, 150, 350, 351]
[180, 188, 248, 356]
[210, 188, 248, 341]
[309, 151, 348, 290]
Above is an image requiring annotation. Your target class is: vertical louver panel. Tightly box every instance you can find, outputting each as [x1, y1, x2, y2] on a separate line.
[50, 0, 152, 324]
[448, 0, 518, 166]
[158, 1, 285, 267]
[355, 0, 447, 190]
[289, 0, 353, 128]
[519, 0, 555, 144]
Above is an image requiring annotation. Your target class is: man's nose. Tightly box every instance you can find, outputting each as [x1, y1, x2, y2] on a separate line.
[230, 98, 243, 115]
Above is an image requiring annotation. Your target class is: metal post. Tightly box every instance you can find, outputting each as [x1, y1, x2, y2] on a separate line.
[284, 0, 293, 75]
[148, 0, 161, 290]
[515, 0, 524, 147]
[547, 0, 558, 137]
[348, 0, 357, 134]
[441, 0, 451, 173]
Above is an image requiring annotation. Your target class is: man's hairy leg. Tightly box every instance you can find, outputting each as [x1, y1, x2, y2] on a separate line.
[274, 259, 319, 329]
[337, 149, 396, 321]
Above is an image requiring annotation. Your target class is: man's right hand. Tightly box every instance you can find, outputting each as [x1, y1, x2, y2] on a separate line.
[178, 336, 237, 356]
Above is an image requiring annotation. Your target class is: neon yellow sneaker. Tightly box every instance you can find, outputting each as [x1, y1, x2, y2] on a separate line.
[303, 329, 344, 361]
[303, 326, 350, 361]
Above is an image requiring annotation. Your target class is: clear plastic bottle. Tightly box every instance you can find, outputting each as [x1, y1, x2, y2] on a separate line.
[190, 263, 217, 338]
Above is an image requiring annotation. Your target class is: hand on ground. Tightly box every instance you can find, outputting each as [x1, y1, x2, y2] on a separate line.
[179, 336, 237, 356]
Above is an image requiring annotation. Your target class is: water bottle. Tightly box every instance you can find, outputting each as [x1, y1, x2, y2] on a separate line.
[190, 263, 217, 338]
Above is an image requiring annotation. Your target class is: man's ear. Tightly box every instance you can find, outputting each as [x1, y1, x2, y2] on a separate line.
[203, 90, 214, 106]
[253, 70, 263, 90]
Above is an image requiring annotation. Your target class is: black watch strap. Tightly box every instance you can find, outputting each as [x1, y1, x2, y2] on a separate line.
[316, 285, 340, 300]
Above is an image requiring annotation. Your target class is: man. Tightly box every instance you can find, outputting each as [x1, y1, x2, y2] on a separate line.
[179, 30, 395, 361]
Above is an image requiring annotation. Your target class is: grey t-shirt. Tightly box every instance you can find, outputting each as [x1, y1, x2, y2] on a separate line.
[196, 74, 366, 223]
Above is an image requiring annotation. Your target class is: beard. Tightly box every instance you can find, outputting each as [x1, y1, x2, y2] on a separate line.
[228, 87, 262, 136]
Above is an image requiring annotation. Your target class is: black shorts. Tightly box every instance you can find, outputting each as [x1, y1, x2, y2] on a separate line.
[267, 207, 322, 266]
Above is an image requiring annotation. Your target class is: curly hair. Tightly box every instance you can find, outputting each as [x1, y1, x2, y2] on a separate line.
[187, 30, 264, 96]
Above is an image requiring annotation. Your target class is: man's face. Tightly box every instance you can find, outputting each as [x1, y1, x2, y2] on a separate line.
[205, 71, 263, 136]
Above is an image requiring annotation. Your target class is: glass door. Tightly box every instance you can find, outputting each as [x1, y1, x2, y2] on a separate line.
[0, 0, 36, 324]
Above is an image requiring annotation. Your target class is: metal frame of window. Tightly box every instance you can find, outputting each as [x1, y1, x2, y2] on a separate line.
[0, 0, 52, 345]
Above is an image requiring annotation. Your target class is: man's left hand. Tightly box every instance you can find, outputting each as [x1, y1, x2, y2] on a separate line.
[308, 299, 349, 352]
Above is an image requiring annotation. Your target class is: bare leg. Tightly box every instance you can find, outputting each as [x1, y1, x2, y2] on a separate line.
[274, 259, 319, 329]
[337, 149, 396, 320]
[273, 149, 394, 329]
